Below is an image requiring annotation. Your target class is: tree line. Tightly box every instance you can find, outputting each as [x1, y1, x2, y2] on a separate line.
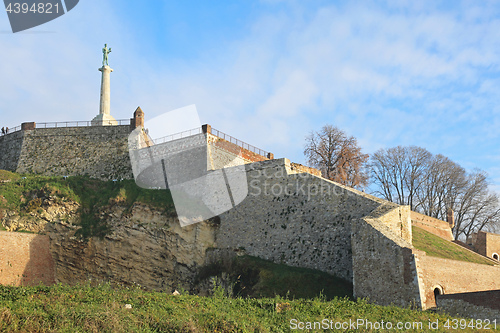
[304, 125, 500, 240]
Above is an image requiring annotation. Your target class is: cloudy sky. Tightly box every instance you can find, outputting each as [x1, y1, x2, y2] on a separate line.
[1, 0, 500, 192]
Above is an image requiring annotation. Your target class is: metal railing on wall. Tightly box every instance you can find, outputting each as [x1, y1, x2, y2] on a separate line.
[2, 119, 130, 136]
[211, 128, 269, 157]
[152, 127, 203, 145]
[2, 125, 22, 134]
[37, 119, 130, 128]
[150, 126, 269, 158]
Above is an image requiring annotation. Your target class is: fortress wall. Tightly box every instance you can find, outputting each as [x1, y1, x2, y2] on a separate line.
[15, 126, 133, 180]
[418, 254, 500, 309]
[0, 231, 55, 286]
[476, 231, 500, 260]
[207, 133, 268, 169]
[437, 297, 500, 321]
[351, 207, 424, 308]
[411, 211, 454, 241]
[290, 162, 321, 177]
[216, 158, 383, 282]
[372, 203, 413, 244]
[207, 134, 248, 169]
[436, 291, 500, 320]
[0, 131, 25, 172]
[208, 145, 247, 168]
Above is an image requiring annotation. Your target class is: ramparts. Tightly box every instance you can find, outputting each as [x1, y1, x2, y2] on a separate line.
[2, 123, 500, 313]
[411, 211, 454, 241]
[0, 121, 136, 180]
[1, 120, 280, 181]
[475, 231, 500, 261]
[418, 254, 500, 308]
[437, 290, 500, 320]
[215, 158, 384, 281]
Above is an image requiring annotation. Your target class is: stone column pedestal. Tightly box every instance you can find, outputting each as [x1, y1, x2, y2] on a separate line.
[92, 65, 117, 126]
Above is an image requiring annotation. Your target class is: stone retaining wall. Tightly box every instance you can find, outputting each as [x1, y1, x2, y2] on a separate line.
[437, 290, 500, 321]
[215, 158, 384, 282]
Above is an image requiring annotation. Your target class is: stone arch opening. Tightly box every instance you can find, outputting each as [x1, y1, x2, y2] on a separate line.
[493, 253, 499, 261]
[432, 285, 444, 306]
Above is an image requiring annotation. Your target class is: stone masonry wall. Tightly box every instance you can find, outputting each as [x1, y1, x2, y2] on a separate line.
[417, 254, 500, 309]
[377, 203, 413, 244]
[0, 130, 25, 172]
[0, 231, 55, 286]
[351, 206, 424, 308]
[437, 298, 500, 321]
[436, 290, 500, 321]
[15, 126, 133, 180]
[215, 158, 384, 282]
[411, 211, 454, 241]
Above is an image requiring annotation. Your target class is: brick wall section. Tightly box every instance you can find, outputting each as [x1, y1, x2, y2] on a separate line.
[437, 291, 500, 320]
[207, 133, 268, 166]
[477, 231, 500, 260]
[417, 254, 500, 309]
[15, 126, 133, 180]
[216, 158, 385, 282]
[476, 231, 487, 256]
[411, 211, 454, 241]
[0, 231, 55, 286]
[213, 138, 267, 163]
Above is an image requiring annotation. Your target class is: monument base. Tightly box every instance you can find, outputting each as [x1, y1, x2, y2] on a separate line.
[91, 113, 118, 126]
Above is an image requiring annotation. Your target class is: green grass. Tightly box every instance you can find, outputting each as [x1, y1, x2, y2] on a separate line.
[199, 255, 353, 301]
[0, 170, 20, 182]
[412, 226, 495, 265]
[0, 283, 486, 333]
[0, 173, 176, 238]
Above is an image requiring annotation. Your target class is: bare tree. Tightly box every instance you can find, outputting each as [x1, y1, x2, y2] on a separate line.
[452, 171, 500, 240]
[370, 146, 500, 240]
[371, 146, 431, 210]
[416, 154, 466, 220]
[304, 125, 369, 188]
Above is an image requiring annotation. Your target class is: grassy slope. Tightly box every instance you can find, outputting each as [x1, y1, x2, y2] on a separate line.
[0, 284, 487, 333]
[200, 255, 353, 301]
[412, 226, 495, 266]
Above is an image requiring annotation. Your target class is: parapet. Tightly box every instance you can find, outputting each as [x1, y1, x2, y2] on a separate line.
[410, 211, 454, 241]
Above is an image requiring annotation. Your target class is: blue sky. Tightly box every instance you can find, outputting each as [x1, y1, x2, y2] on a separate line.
[1, 0, 500, 192]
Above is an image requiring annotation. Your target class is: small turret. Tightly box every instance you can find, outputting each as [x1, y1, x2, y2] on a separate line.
[130, 106, 145, 129]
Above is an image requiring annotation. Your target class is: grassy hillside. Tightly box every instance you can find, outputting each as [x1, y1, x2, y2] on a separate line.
[0, 283, 485, 333]
[198, 255, 353, 301]
[412, 226, 495, 265]
[0, 172, 176, 238]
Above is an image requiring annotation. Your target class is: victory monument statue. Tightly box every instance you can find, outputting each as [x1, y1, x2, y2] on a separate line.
[102, 44, 111, 66]
[92, 44, 118, 126]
